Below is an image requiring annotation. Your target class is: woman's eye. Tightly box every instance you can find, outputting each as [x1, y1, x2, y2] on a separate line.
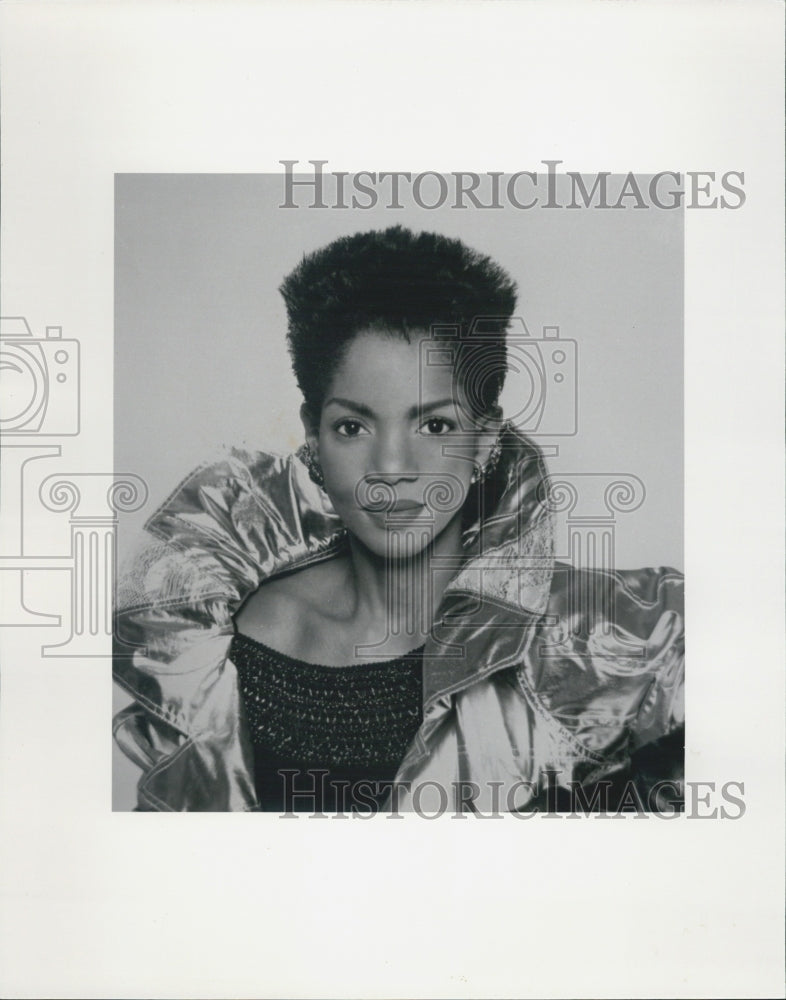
[335, 419, 367, 438]
[421, 417, 455, 436]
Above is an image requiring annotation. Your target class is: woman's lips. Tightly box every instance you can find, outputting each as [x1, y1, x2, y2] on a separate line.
[360, 499, 424, 512]
[362, 501, 428, 523]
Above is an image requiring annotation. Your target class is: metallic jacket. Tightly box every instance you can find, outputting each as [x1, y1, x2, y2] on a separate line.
[113, 426, 684, 812]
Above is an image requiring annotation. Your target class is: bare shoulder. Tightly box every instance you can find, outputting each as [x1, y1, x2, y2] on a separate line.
[233, 555, 351, 654]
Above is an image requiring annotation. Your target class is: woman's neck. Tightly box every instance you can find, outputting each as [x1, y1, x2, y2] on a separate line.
[345, 515, 465, 651]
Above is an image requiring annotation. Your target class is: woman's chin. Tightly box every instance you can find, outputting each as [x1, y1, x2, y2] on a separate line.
[346, 519, 437, 560]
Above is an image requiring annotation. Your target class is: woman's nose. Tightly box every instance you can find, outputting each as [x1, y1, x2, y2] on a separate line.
[368, 428, 417, 482]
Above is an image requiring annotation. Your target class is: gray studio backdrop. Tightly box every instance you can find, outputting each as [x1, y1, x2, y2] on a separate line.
[113, 172, 683, 808]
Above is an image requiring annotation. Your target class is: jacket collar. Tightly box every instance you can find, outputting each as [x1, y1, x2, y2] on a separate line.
[144, 422, 554, 736]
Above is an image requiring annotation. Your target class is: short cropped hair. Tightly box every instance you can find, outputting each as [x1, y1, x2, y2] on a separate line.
[280, 226, 518, 416]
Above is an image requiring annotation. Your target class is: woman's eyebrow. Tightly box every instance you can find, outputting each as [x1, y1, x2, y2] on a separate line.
[411, 398, 455, 418]
[323, 396, 376, 418]
[324, 397, 455, 419]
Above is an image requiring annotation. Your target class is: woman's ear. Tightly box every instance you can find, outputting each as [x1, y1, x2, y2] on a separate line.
[472, 407, 504, 468]
[300, 403, 320, 455]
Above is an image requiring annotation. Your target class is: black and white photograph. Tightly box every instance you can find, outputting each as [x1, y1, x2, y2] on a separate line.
[0, 3, 783, 998]
[112, 171, 686, 816]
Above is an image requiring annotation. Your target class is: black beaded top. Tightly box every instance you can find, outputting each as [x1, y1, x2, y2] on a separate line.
[229, 630, 424, 811]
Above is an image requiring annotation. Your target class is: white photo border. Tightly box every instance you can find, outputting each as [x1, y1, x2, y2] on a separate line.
[0, 3, 783, 998]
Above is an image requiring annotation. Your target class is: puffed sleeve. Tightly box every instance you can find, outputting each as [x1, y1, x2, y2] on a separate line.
[112, 447, 343, 810]
[112, 528, 262, 811]
[625, 567, 684, 750]
[533, 562, 684, 747]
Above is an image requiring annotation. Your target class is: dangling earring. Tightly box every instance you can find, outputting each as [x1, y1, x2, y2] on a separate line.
[300, 443, 325, 488]
[471, 435, 502, 485]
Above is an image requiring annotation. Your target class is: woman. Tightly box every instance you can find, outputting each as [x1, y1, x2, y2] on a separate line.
[113, 226, 684, 814]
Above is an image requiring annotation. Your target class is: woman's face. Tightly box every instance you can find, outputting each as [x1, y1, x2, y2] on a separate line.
[303, 329, 495, 559]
